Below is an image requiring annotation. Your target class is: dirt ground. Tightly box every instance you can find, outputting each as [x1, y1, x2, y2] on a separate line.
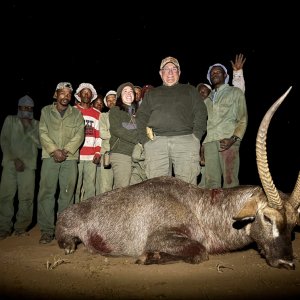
[0, 225, 300, 300]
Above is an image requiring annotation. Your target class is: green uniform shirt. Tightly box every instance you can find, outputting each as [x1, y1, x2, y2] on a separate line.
[39, 103, 85, 160]
[0, 115, 41, 170]
[203, 84, 248, 143]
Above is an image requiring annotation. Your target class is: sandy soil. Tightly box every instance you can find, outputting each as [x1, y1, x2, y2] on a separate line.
[0, 225, 300, 300]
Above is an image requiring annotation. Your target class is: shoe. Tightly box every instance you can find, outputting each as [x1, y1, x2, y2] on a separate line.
[0, 231, 11, 240]
[39, 233, 54, 244]
[15, 230, 29, 237]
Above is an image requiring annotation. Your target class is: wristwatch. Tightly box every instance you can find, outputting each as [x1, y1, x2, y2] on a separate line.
[231, 135, 240, 142]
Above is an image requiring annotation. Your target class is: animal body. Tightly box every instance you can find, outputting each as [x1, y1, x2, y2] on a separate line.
[56, 87, 299, 269]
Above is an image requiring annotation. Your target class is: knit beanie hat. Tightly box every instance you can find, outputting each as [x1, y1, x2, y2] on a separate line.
[116, 82, 135, 98]
[18, 95, 34, 107]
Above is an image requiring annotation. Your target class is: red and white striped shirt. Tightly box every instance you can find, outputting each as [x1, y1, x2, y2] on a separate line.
[75, 104, 101, 160]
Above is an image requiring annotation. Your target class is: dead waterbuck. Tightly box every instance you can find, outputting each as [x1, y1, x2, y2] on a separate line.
[55, 86, 299, 269]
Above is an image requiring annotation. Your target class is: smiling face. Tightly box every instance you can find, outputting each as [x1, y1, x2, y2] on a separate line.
[134, 86, 142, 102]
[93, 97, 104, 112]
[121, 86, 135, 105]
[159, 62, 181, 86]
[106, 94, 117, 108]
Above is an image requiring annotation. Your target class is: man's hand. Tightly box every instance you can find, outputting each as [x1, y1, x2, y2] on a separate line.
[52, 149, 67, 163]
[219, 138, 236, 152]
[231, 53, 246, 71]
[93, 155, 101, 165]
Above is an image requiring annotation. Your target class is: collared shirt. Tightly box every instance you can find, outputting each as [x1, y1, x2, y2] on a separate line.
[203, 84, 248, 143]
[39, 102, 85, 159]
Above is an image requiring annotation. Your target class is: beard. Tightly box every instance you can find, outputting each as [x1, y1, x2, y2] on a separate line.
[18, 110, 33, 119]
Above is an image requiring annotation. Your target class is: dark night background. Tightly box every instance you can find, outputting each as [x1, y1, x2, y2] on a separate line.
[2, 1, 299, 192]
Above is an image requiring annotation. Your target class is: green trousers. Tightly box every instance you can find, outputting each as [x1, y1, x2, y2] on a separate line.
[0, 162, 35, 233]
[204, 140, 240, 188]
[37, 158, 78, 235]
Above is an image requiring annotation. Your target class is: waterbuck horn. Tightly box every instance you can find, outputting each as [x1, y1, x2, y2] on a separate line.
[256, 87, 292, 210]
[289, 171, 300, 210]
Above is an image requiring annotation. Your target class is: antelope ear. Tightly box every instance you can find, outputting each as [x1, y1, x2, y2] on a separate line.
[233, 197, 258, 221]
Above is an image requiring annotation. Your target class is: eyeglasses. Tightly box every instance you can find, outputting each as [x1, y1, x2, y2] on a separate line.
[161, 67, 178, 73]
[18, 106, 33, 111]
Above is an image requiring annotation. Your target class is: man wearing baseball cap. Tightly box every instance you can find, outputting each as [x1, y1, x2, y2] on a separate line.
[37, 82, 85, 244]
[136, 56, 207, 185]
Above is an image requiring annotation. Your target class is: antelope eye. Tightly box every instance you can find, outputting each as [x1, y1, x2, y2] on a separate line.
[263, 215, 272, 224]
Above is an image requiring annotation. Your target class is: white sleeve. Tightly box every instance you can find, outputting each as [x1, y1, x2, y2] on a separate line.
[232, 69, 246, 93]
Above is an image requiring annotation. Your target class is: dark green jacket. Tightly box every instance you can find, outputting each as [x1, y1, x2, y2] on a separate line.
[109, 106, 138, 156]
[39, 103, 85, 160]
[136, 83, 207, 145]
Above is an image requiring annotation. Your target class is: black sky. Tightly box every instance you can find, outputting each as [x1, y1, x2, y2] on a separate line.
[2, 1, 299, 191]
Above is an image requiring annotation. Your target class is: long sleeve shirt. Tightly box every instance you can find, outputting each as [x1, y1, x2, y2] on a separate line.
[136, 83, 207, 145]
[99, 112, 111, 154]
[0, 115, 41, 170]
[203, 84, 248, 143]
[75, 105, 101, 160]
[232, 69, 246, 93]
[39, 103, 85, 160]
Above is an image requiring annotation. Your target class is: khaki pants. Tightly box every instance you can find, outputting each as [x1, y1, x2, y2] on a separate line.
[74, 160, 97, 203]
[144, 134, 200, 185]
[110, 153, 132, 189]
[95, 155, 114, 195]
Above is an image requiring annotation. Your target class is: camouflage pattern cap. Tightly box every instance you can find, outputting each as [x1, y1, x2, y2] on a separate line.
[55, 82, 73, 91]
[160, 56, 180, 70]
[53, 82, 73, 99]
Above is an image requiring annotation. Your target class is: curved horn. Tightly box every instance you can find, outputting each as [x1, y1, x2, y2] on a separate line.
[289, 171, 300, 210]
[256, 87, 292, 210]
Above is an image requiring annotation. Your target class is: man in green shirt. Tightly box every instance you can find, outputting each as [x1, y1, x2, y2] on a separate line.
[203, 63, 248, 188]
[37, 82, 84, 244]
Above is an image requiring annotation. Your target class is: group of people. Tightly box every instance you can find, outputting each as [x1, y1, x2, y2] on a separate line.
[0, 54, 248, 243]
